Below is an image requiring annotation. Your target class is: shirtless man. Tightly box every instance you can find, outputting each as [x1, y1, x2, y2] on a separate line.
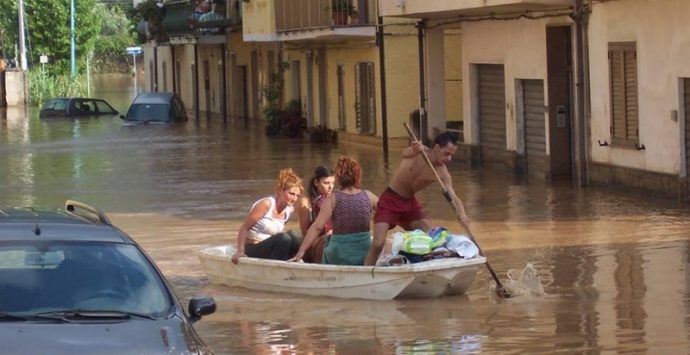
[363, 132, 469, 266]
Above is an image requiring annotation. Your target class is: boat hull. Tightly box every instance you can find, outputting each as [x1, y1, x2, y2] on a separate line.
[198, 245, 486, 300]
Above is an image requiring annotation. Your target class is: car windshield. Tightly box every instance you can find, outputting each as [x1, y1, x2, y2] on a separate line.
[0, 242, 172, 318]
[125, 103, 171, 122]
[42, 99, 68, 111]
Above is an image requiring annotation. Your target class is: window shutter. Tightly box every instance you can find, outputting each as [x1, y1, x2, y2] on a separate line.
[609, 42, 639, 145]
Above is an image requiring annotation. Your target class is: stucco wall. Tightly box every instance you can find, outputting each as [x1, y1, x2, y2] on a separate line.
[323, 45, 380, 135]
[444, 29, 463, 123]
[383, 24, 420, 138]
[588, 0, 690, 175]
[242, 0, 277, 41]
[462, 17, 569, 152]
[174, 45, 195, 112]
[156, 46, 172, 93]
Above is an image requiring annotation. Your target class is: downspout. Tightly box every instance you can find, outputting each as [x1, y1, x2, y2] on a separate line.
[417, 20, 427, 142]
[221, 43, 227, 124]
[194, 44, 200, 121]
[377, 15, 389, 157]
[171, 47, 177, 94]
[572, 0, 589, 186]
[154, 47, 159, 92]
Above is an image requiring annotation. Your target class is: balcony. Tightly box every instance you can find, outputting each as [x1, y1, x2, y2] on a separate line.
[380, 0, 572, 19]
[161, 0, 242, 40]
[273, 0, 377, 41]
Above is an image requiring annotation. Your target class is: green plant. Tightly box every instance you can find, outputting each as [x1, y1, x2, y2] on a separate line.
[278, 99, 306, 138]
[308, 125, 337, 143]
[28, 70, 89, 106]
[261, 69, 285, 136]
[331, 0, 354, 15]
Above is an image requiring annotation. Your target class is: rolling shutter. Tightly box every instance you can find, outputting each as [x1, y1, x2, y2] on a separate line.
[523, 79, 546, 173]
[478, 64, 506, 156]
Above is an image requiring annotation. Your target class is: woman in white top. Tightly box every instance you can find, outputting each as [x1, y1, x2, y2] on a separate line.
[231, 169, 304, 264]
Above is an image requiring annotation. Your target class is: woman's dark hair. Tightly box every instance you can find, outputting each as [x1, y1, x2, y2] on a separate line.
[308, 165, 334, 201]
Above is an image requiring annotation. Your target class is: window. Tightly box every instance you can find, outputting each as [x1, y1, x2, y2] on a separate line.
[609, 42, 639, 145]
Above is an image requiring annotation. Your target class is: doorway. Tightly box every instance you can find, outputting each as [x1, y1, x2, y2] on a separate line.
[546, 25, 573, 178]
[203, 60, 211, 119]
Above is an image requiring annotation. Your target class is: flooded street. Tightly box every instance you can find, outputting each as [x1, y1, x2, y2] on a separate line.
[2, 75, 690, 353]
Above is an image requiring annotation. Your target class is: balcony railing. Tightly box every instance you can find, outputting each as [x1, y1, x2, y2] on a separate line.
[274, 0, 377, 32]
[162, 0, 242, 37]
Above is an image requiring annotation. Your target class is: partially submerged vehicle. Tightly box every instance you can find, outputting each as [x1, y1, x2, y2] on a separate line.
[39, 98, 119, 118]
[198, 245, 486, 300]
[121, 92, 188, 125]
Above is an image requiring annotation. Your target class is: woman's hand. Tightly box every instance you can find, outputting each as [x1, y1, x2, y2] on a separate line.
[287, 251, 304, 262]
[231, 251, 246, 265]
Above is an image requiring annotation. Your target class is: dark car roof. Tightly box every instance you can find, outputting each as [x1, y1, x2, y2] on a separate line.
[131, 92, 176, 105]
[0, 204, 132, 243]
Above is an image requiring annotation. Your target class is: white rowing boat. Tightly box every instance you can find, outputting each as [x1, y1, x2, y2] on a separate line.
[198, 245, 486, 300]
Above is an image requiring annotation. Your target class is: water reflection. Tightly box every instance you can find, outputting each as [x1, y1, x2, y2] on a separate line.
[2, 75, 690, 353]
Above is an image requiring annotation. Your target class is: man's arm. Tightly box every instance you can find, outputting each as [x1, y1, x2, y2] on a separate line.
[440, 170, 470, 230]
[402, 140, 426, 158]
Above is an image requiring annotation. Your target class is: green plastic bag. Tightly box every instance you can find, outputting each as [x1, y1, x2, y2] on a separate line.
[394, 230, 433, 255]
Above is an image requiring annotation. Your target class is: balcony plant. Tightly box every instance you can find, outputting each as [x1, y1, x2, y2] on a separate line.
[331, 0, 353, 26]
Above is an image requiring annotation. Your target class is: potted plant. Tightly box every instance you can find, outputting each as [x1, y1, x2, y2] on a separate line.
[331, 0, 353, 26]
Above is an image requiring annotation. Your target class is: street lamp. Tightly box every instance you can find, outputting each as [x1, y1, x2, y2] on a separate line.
[126, 46, 142, 93]
[70, 0, 75, 77]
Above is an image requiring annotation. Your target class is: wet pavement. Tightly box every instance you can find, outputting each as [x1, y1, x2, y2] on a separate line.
[2, 75, 690, 353]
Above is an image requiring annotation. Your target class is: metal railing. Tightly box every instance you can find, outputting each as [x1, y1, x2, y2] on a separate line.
[274, 0, 377, 32]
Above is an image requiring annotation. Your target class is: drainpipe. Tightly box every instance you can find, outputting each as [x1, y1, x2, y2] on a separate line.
[221, 43, 227, 124]
[154, 47, 159, 92]
[194, 44, 200, 122]
[171, 47, 177, 94]
[417, 20, 427, 142]
[572, 0, 589, 186]
[377, 15, 389, 157]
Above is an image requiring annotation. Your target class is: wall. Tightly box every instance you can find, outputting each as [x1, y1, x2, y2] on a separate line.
[242, 0, 278, 41]
[461, 17, 569, 152]
[382, 21, 420, 138]
[588, 0, 690, 175]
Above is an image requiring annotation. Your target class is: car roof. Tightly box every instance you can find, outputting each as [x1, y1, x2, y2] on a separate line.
[0, 203, 133, 243]
[131, 92, 175, 105]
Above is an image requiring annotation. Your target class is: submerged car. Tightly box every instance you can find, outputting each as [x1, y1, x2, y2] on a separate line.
[40, 98, 119, 118]
[121, 92, 188, 124]
[0, 200, 216, 354]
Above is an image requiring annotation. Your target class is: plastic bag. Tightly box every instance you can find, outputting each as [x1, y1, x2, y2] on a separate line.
[392, 229, 433, 255]
[445, 234, 479, 259]
[427, 226, 449, 249]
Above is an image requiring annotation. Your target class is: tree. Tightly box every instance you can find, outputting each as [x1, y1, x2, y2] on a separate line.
[0, 0, 103, 74]
[93, 4, 136, 72]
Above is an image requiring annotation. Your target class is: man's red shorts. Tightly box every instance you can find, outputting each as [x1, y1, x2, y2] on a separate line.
[374, 187, 425, 230]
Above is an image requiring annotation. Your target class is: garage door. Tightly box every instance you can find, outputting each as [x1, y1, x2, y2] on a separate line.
[523, 79, 546, 175]
[478, 64, 506, 161]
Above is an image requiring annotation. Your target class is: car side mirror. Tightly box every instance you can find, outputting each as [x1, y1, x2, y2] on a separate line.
[188, 296, 216, 323]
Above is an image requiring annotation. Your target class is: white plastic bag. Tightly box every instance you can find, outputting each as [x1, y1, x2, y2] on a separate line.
[445, 234, 479, 258]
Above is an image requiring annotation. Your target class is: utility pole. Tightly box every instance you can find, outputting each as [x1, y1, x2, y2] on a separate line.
[70, 0, 76, 76]
[18, 0, 27, 70]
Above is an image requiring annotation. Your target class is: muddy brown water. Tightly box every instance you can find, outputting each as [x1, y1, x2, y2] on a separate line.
[2, 75, 690, 353]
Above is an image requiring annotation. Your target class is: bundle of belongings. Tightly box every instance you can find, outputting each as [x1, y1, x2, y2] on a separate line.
[377, 227, 479, 266]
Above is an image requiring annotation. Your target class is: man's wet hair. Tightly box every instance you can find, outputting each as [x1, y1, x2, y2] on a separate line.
[433, 132, 459, 148]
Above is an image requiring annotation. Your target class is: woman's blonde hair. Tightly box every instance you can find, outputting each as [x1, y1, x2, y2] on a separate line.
[275, 168, 304, 194]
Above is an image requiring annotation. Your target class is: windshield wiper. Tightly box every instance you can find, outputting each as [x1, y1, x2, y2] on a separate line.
[0, 312, 29, 321]
[34, 310, 155, 321]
